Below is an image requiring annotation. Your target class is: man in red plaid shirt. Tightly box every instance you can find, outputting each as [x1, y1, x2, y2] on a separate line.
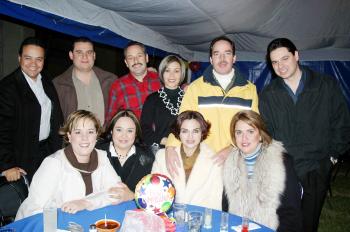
[106, 42, 161, 122]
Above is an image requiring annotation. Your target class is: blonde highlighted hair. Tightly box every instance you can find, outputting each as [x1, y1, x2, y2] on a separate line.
[230, 110, 272, 147]
[158, 55, 186, 85]
[59, 110, 102, 143]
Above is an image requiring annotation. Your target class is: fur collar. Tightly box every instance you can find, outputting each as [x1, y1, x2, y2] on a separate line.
[223, 140, 286, 230]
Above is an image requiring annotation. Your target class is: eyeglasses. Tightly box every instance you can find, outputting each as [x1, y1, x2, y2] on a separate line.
[74, 50, 94, 57]
[212, 51, 233, 58]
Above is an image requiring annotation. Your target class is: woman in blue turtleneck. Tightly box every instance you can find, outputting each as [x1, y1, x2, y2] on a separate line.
[140, 55, 186, 152]
[222, 110, 302, 232]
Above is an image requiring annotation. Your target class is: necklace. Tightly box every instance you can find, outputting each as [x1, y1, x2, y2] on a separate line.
[158, 87, 184, 115]
[112, 143, 129, 161]
[116, 153, 128, 160]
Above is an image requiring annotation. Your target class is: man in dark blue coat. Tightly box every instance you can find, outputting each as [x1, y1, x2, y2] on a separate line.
[259, 38, 350, 232]
[0, 37, 63, 182]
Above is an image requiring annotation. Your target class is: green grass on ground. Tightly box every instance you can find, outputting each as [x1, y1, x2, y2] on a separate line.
[319, 162, 350, 232]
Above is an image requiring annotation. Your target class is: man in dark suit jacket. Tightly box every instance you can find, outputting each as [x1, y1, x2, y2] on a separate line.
[0, 37, 63, 182]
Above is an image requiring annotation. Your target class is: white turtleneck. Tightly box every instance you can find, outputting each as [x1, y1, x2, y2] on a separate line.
[213, 68, 235, 90]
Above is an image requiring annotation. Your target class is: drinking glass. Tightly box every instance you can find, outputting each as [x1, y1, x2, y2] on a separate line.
[188, 211, 203, 232]
[220, 212, 229, 232]
[67, 221, 84, 232]
[203, 208, 212, 229]
[43, 200, 57, 232]
[173, 203, 187, 224]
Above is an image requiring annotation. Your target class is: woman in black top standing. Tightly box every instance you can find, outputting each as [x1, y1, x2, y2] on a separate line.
[140, 55, 186, 152]
[96, 109, 154, 192]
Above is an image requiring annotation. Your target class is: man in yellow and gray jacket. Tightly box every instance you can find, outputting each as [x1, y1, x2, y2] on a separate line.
[165, 36, 259, 175]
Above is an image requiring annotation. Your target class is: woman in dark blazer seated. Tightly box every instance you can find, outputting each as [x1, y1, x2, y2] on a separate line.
[96, 109, 154, 192]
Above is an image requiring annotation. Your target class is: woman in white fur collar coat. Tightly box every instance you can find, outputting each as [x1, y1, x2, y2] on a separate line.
[222, 110, 302, 231]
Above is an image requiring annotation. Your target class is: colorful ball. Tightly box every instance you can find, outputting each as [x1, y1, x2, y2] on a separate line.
[135, 173, 175, 214]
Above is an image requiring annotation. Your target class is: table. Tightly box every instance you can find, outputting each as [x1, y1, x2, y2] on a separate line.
[1, 201, 274, 231]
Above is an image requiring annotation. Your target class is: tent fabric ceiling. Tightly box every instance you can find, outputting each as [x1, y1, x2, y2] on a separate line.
[9, 0, 350, 61]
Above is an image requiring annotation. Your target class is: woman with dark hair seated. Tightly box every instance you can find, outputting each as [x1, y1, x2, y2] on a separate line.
[96, 109, 154, 193]
[222, 110, 302, 231]
[16, 110, 131, 220]
[152, 110, 223, 210]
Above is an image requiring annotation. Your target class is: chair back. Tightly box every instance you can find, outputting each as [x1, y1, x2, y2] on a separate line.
[0, 175, 29, 226]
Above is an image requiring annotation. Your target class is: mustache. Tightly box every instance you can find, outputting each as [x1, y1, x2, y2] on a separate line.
[132, 63, 143, 67]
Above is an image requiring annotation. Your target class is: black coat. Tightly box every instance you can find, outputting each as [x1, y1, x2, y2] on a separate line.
[0, 68, 63, 180]
[259, 66, 350, 177]
[96, 141, 154, 191]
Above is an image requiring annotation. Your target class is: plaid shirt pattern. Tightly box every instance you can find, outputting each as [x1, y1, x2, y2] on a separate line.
[106, 71, 160, 122]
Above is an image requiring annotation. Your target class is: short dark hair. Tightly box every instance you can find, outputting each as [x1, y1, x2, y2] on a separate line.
[124, 41, 146, 57]
[71, 37, 94, 52]
[18, 37, 47, 56]
[266, 38, 297, 63]
[105, 109, 142, 143]
[172, 110, 211, 142]
[209, 36, 235, 57]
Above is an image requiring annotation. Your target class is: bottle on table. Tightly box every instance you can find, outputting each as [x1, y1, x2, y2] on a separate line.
[43, 199, 57, 232]
[241, 217, 249, 232]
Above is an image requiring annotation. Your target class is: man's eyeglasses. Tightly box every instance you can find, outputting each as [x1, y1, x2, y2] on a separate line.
[74, 50, 94, 57]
